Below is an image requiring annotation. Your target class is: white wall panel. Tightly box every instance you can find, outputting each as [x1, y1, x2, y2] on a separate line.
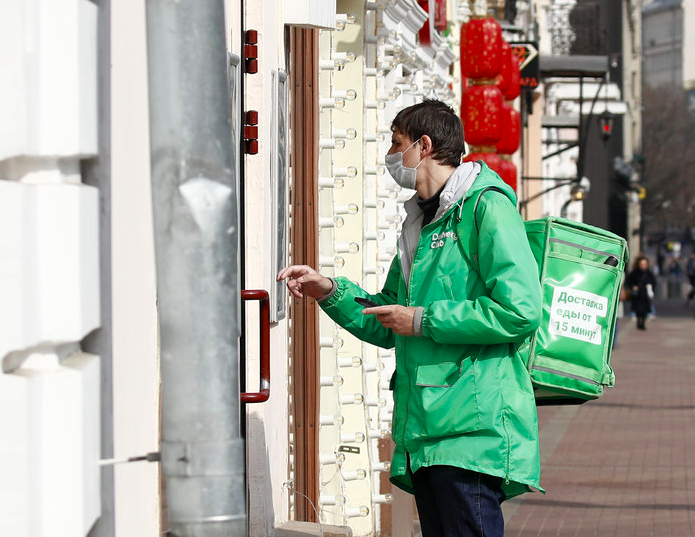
[12, 352, 100, 537]
[0, 0, 28, 161]
[35, 184, 101, 341]
[0, 1, 101, 536]
[111, 0, 161, 533]
[0, 0, 97, 161]
[0, 182, 100, 364]
[26, 0, 98, 157]
[0, 372, 30, 537]
[243, 0, 313, 533]
[0, 182, 34, 363]
[62, 352, 101, 533]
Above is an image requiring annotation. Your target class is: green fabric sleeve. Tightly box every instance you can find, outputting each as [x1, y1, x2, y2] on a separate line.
[319, 257, 401, 349]
[422, 193, 542, 345]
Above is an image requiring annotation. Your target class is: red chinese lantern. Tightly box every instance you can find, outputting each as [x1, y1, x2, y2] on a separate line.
[464, 152, 503, 175]
[496, 41, 512, 95]
[463, 84, 504, 146]
[496, 103, 521, 155]
[460, 76, 469, 118]
[435, 0, 447, 32]
[499, 159, 517, 191]
[460, 18, 503, 79]
[504, 53, 521, 101]
[418, 0, 435, 46]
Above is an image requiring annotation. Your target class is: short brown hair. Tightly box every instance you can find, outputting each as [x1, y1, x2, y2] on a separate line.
[391, 99, 465, 167]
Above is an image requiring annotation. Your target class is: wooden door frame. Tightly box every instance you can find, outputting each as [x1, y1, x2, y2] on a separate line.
[288, 26, 320, 523]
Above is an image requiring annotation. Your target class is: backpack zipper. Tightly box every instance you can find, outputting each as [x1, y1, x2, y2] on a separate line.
[531, 365, 601, 386]
[549, 238, 616, 259]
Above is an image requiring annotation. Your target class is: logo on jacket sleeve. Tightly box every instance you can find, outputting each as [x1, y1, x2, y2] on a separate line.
[430, 231, 459, 249]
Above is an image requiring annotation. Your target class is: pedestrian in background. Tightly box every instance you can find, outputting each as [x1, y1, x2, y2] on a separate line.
[626, 255, 657, 330]
[278, 100, 542, 537]
[666, 254, 684, 299]
[668, 255, 684, 278]
[656, 243, 666, 276]
[686, 251, 695, 307]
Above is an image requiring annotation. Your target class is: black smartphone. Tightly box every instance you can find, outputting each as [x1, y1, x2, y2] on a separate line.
[354, 297, 378, 308]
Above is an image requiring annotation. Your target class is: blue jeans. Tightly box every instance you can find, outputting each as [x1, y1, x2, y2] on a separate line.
[411, 465, 505, 537]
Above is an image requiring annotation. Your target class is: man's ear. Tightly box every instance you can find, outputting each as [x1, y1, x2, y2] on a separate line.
[419, 135, 434, 157]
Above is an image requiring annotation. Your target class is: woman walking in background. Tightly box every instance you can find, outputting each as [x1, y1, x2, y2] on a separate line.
[626, 256, 657, 330]
[686, 251, 695, 308]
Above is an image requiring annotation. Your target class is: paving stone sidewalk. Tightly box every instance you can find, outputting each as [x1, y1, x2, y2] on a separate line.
[503, 296, 695, 536]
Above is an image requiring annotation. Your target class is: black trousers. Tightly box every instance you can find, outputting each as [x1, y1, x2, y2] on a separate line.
[411, 464, 505, 537]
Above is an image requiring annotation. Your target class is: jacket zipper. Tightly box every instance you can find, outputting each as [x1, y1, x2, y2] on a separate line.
[399, 206, 462, 456]
[531, 365, 601, 386]
[402, 230, 423, 451]
[401, 217, 439, 451]
[501, 413, 511, 485]
[406, 239, 420, 307]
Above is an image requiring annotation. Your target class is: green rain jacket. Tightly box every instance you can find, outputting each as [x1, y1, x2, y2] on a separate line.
[319, 162, 543, 499]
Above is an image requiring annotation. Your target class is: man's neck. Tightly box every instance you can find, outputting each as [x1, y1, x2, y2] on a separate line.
[416, 162, 457, 199]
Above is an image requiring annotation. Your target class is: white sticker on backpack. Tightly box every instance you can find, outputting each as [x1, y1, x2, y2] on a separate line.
[548, 286, 608, 345]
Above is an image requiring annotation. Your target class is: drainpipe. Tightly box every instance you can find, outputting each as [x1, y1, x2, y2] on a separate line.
[144, 1, 245, 535]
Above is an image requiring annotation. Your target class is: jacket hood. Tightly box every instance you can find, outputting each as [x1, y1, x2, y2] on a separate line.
[398, 160, 517, 289]
[403, 161, 478, 221]
[403, 161, 516, 223]
[437, 161, 481, 214]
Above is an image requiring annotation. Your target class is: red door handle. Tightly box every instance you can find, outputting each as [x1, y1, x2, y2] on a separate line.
[241, 289, 270, 403]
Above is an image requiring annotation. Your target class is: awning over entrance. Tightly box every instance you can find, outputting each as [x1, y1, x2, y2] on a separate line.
[540, 55, 608, 77]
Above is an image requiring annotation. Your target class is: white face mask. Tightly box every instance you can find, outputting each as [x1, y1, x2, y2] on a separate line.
[385, 138, 423, 190]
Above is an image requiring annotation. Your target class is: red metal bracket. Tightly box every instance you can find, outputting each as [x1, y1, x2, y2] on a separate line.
[244, 30, 259, 74]
[244, 110, 259, 155]
[240, 289, 270, 403]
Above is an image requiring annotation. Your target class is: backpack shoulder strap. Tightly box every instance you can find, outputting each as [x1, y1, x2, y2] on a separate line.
[466, 185, 528, 363]
[473, 186, 507, 235]
[460, 186, 508, 278]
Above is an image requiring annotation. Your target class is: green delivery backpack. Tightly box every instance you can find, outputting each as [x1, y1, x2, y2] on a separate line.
[475, 187, 629, 405]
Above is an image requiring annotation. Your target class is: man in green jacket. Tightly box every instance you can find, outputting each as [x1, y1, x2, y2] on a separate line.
[278, 99, 542, 536]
